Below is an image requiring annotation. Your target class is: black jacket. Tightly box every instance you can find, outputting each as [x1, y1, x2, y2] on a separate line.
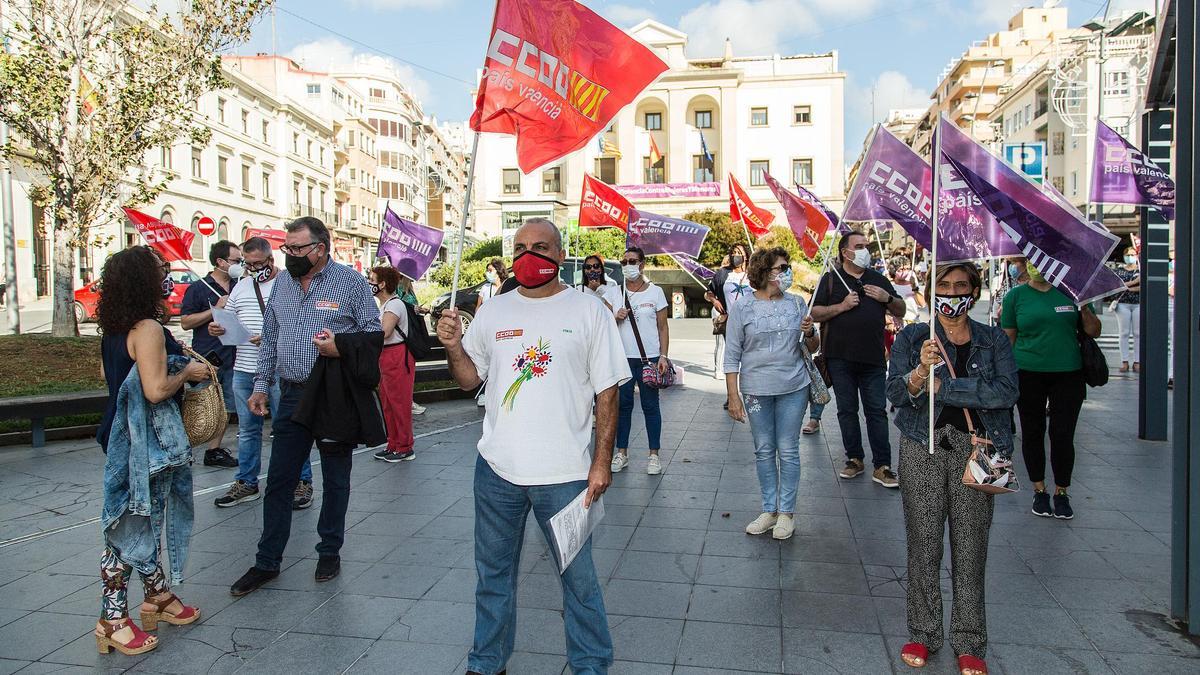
[292, 331, 386, 454]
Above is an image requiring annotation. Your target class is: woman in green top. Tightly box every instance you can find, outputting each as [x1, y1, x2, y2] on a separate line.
[1000, 266, 1101, 520]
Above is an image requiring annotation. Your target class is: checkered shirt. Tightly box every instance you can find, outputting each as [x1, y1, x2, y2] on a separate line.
[253, 260, 382, 393]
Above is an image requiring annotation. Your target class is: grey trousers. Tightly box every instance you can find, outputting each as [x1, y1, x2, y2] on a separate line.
[899, 427, 994, 658]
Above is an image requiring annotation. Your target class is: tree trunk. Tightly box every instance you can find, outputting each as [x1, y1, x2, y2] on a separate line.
[50, 216, 77, 337]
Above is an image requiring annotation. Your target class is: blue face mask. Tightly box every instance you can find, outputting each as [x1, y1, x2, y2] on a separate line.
[1123, 256, 1136, 265]
[1007, 264, 1020, 281]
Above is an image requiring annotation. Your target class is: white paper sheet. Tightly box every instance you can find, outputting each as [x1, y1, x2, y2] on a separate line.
[210, 305, 253, 346]
[549, 489, 605, 574]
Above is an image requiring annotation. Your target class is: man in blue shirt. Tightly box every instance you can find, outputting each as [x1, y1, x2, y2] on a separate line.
[180, 240, 241, 468]
[230, 217, 382, 595]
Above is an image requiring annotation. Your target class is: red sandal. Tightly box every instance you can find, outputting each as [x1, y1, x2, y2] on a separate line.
[95, 618, 158, 655]
[901, 642, 928, 668]
[140, 592, 200, 631]
[958, 654, 988, 675]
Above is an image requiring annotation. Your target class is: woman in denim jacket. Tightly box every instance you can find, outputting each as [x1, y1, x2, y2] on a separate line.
[95, 247, 209, 656]
[885, 263, 1019, 675]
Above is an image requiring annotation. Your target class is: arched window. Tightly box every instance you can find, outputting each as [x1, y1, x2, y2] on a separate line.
[217, 218, 230, 241]
[242, 222, 253, 243]
[159, 208, 174, 225]
[190, 214, 203, 260]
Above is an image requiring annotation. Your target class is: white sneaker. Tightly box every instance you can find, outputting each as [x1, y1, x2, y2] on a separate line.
[772, 514, 795, 540]
[745, 512, 778, 535]
[411, 402, 426, 415]
[611, 453, 629, 473]
[647, 455, 662, 475]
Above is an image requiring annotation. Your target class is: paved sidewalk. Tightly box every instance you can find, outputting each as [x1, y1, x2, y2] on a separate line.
[0, 321, 1196, 673]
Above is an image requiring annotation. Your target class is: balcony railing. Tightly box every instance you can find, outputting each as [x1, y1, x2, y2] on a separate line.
[290, 204, 336, 224]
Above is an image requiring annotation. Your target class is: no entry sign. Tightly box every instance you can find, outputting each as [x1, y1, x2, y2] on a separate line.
[196, 216, 216, 236]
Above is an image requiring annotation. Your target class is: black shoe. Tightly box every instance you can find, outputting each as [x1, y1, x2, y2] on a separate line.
[1031, 491, 1053, 518]
[378, 450, 415, 463]
[372, 447, 390, 460]
[1053, 492, 1074, 520]
[315, 556, 341, 582]
[230, 567, 278, 596]
[204, 447, 238, 468]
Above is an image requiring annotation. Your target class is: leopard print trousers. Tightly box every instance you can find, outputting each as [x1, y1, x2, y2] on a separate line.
[899, 427, 994, 658]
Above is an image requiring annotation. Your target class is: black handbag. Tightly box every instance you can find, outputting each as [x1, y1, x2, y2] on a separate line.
[1077, 313, 1108, 387]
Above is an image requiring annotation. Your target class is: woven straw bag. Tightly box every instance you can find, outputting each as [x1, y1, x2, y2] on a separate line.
[180, 345, 225, 447]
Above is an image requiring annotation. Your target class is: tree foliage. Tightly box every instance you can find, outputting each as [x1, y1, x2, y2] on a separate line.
[0, 0, 272, 335]
[463, 236, 502, 262]
[570, 226, 626, 261]
[686, 208, 749, 269]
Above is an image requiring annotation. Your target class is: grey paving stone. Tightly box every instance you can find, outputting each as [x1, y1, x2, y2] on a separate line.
[127, 625, 281, 674]
[701, 530, 780, 559]
[240, 631, 372, 673]
[1069, 609, 1200, 657]
[203, 588, 333, 631]
[612, 550, 699, 584]
[1042, 576, 1161, 612]
[602, 579, 692, 619]
[501, 651, 568, 674]
[295, 594, 413, 639]
[607, 660, 673, 675]
[695, 554, 780, 589]
[0, 659, 29, 675]
[783, 591, 879, 632]
[782, 628, 891, 674]
[650, 490, 716, 510]
[607, 615, 683, 665]
[985, 605, 1091, 648]
[347, 512, 436, 538]
[0, 573, 92, 612]
[380, 537, 474, 567]
[627, 526, 705, 555]
[379, 599, 475, 645]
[591, 524, 636, 550]
[1103, 651, 1200, 674]
[990, 643, 1115, 675]
[687, 584, 781, 626]
[677, 620, 782, 673]
[1099, 551, 1172, 583]
[513, 607, 567, 655]
[346, 639, 465, 674]
[778, 536, 860, 564]
[423, 567, 478, 604]
[412, 514, 475, 540]
[0, 611, 90, 661]
[780, 561, 870, 596]
[637, 507, 709, 530]
[353, 562, 451, 600]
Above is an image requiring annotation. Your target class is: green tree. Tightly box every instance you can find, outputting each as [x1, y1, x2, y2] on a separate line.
[570, 227, 626, 261]
[463, 236, 502, 262]
[0, 0, 272, 335]
[686, 208, 751, 269]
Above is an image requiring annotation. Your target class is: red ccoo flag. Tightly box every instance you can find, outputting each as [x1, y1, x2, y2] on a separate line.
[728, 174, 774, 238]
[763, 171, 833, 259]
[579, 173, 632, 231]
[470, 0, 668, 173]
[123, 207, 195, 262]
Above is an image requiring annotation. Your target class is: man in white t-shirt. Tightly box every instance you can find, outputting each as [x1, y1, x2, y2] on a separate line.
[209, 237, 314, 509]
[610, 245, 670, 476]
[437, 218, 630, 675]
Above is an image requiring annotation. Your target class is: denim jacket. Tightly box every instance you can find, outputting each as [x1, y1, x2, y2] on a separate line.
[886, 319, 1020, 457]
[102, 355, 195, 584]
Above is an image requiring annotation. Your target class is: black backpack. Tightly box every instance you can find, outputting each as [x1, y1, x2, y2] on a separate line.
[397, 300, 435, 360]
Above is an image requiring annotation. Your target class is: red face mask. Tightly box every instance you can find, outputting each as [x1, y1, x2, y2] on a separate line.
[511, 250, 560, 289]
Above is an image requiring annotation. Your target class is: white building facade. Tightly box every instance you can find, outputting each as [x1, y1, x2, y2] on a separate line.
[470, 20, 846, 249]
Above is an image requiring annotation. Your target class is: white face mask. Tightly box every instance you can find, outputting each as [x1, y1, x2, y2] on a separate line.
[485, 270, 498, 283]
[227, 263, 244, 280]
[849, 248, 871, 269]
[622, 264, 641, 281]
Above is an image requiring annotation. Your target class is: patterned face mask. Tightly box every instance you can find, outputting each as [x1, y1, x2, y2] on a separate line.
[934, 293, 975, 318]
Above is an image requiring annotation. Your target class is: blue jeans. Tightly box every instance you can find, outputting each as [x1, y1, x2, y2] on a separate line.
[469, 456, 612, 675]
[617, 358, 661, 450]
[255, 382, 352, 571]
[744, 387, 808, 514]
[231, 371, 311, 486]
[827, 358, 893, 468]
[809, 400, 826, 421]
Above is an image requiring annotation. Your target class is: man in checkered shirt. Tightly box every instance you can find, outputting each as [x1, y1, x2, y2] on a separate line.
[230, 217, 382, 597]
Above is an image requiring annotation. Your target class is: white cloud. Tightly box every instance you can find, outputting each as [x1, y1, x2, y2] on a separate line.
[603, 3, 657, 28]
[679, 0, 816, 57]
[866, 71, 931, 117]
[285, 38, 433, 107]
[677, 0, 880, 57]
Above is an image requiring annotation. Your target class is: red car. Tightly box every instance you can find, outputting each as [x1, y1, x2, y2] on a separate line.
[74, 268, 199, 323]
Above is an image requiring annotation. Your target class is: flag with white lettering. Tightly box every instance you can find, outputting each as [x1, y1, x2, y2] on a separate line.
[378, 206, 445, 281]
[470, 0, 668, 173]
[938, 117, 1120, 304]
[579, 173, 632, 231]
[123, 207, 194, 262]
[1090, 120, 1175, 219]
[843, 126, 1020, 262]
[627, 209, 709, 258]
[763, 171, 832, 259]
[728, 174, 773, 238]
[669, 252, 716, 284]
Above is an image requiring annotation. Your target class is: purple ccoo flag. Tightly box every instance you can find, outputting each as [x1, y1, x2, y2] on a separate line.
[1090, 120, 1175, 220]
[668, 252, 716, 285]
[377, 206, 445, 281]
[627, 209, 710, 258]
[844, 126, 1020, 261]
[938, 117, 1120, 305]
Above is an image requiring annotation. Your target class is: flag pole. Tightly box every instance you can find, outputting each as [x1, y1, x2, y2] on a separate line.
[928, 116, 943, 457]
[448, 130, 481, 310]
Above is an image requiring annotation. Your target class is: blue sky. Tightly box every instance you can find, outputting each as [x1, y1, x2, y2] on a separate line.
[242, 0, 1151, 158]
